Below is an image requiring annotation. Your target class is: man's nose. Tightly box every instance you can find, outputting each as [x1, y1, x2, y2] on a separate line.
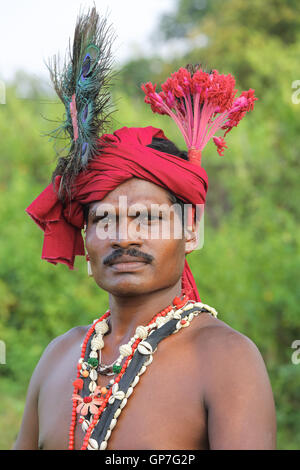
[110, 216, 143, 250]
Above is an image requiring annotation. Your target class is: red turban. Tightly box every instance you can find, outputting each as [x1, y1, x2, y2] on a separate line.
[26, 126, 208, 301]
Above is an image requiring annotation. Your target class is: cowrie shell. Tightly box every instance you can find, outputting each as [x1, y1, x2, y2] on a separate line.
[120, 397, 127, 409]
[131, 375, 140, 387]
[88, 438, 99, 450]
[82, 419, 90, 432]
[138, 341, 153, 355]
[100, 440, 107, 450]
[89, 369, 97, 381]
[194, 301, 205, 309]
[144, 355, 153, 367]
[183, 303, 194, 311]
[89, 381, 97, 392]
[156, 317, 166, 328]
[172, 312, 181, 320]
[114, 408, 121, 419]
[125, 387, 133, 398]
[109, 418, 117, 430]
[138, 365, 147, 376]
[105, 429, 111, 441]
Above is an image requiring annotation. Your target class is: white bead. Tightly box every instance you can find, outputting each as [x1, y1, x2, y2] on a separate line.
[172, 312, 182, 320]
[156, 317, 166, 328]
[119, 344, 132, 356]
[100, 440, 107, 450]
[82, 419, 90, 432]
[131, 375, 140, 387]
[91, 336, 104, 350]
[114, 408, 121, 419]
[89, 351, 98, 358]
[115, 390, 125, 401]
[89, 369, 97, 381]
[144, 355, 153, 366]
[109, 418, 117, 430]
[175, 308, 183, 315]
[135, 325, 148, 339]
[120, 397, 127, 409]
[138, 341, 153, 355]
[194, 301, 205, 309]
[125, 387, 133, 398]
[183, 303, 194, 311]
[89, 381, 97, 392]
[95, 321, 109, 335]
[138, 365, 147, 376]
[105, 429, 111, 441]
[88, 438, 99, 450]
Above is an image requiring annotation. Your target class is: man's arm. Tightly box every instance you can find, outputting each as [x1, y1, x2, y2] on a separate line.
[13, 336, 62, 450]
[203, 327, 277, 450]
[12, 365, 40, 449]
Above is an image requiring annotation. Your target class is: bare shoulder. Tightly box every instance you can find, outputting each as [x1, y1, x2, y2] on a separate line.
[191, 310, 264, 363]
[32, 325, 89, 389]
[189, 309, 273, 397]
[13, 325, 89, 450]
[189, 311, 277, 449]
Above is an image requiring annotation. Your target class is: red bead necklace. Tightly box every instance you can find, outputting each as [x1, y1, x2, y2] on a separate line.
[68, 294, 188, 450]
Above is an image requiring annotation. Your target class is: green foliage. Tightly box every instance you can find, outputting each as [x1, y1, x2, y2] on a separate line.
[1, 0, 300, 449]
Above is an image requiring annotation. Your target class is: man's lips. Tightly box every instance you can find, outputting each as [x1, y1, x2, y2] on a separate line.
[108, 255, 150, 272]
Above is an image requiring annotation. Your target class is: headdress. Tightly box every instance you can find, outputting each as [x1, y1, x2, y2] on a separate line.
[142, 64, 257, 165]
[47, 6, 114, 201]
[25, 8, 257, 303]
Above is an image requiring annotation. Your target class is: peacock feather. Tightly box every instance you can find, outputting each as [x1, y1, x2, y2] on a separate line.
[47, 7, 115, 201]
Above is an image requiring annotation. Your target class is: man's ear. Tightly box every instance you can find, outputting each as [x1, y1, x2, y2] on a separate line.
[184, 220, 200, 255]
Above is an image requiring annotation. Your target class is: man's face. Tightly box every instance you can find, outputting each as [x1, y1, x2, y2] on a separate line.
[85, 178, 188, 297]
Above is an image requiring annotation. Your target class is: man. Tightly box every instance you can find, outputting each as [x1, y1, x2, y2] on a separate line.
[15, 129, 276, 450]
[16, 9, 276, 450]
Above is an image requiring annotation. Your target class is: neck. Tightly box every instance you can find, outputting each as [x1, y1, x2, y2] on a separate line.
[106, 280, 183, 346]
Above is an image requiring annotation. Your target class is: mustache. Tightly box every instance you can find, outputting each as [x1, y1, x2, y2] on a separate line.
[103, 247, 154, 266]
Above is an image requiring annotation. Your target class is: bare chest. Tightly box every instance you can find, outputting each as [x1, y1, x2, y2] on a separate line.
[38, 323, 209, 450]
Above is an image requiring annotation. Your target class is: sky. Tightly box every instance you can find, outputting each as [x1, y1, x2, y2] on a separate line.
[0, 0, 175, 83]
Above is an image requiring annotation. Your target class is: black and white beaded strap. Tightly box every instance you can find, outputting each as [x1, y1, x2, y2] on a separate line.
[86, 301, 218, 450]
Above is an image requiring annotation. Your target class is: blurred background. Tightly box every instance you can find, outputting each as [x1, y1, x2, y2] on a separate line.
[0, 0, 299, 450]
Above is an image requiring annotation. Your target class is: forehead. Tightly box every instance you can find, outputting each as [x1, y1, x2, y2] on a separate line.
[89, 178, 172, 212]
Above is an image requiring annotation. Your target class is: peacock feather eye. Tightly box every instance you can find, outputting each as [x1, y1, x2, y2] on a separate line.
[86, 44, 100, 64]
[80, 45, 100, 81]
[47, 7, 114, 198]
[81, 54, 91, 80]
[81, 142, 89, 164]
[82, 102, 90, 123]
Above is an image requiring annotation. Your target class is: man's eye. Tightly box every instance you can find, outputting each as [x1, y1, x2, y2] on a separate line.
[93, 215, 113, 224]
[140, 214, 161, 223]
